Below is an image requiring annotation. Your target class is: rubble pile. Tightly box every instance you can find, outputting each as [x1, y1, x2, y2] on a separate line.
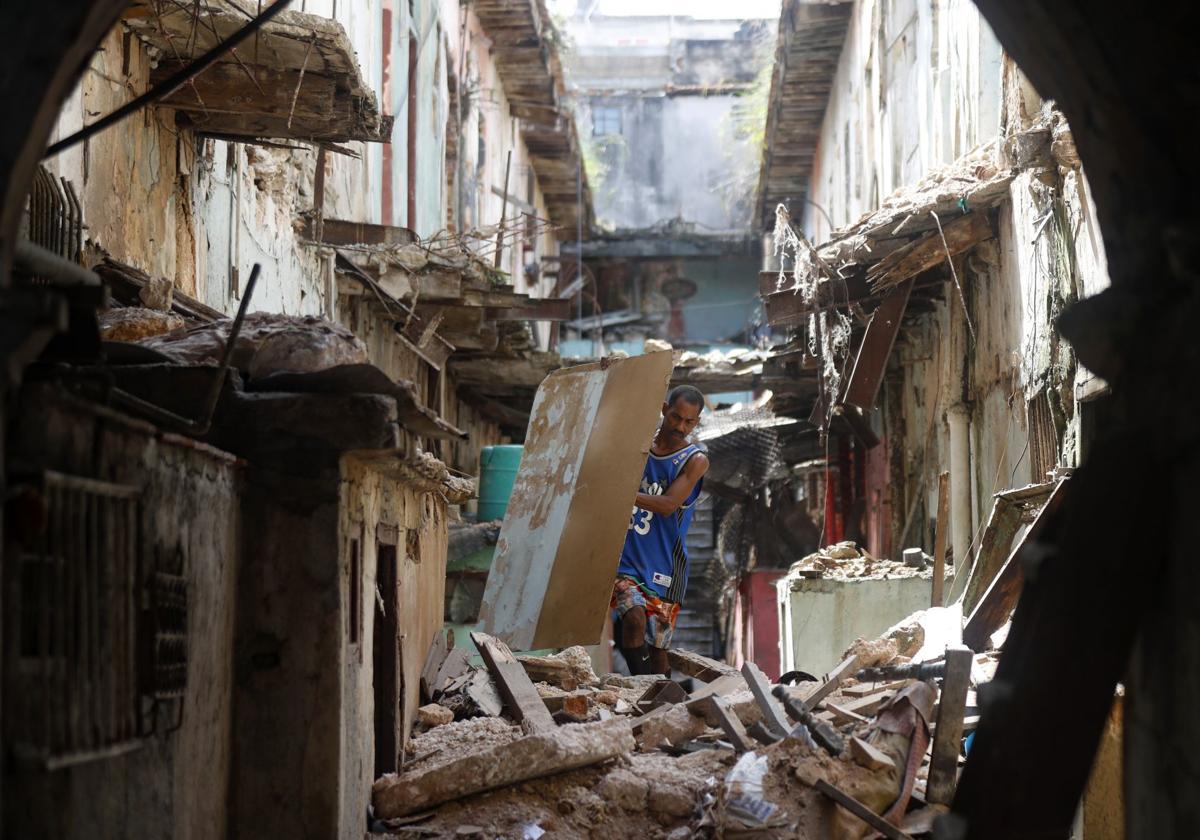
[372, 624, 994, 838]
[789, 541, 934, 581]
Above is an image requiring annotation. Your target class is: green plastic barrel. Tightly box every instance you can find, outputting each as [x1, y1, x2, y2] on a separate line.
[478, 445, 523, 522]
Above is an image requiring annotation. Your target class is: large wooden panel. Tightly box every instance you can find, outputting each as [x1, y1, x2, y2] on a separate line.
[479, 351, 674, 649]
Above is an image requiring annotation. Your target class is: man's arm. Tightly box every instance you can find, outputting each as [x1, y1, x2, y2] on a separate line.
[635, 453, 709, 516]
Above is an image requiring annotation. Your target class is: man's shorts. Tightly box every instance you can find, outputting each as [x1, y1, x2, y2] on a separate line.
[611, 576, 681, 649]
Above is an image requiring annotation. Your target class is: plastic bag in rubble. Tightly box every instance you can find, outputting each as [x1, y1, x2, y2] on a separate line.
[724, 751, 779, 827]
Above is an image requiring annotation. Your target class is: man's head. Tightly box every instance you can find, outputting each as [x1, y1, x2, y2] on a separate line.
[660, 385, 705, 445]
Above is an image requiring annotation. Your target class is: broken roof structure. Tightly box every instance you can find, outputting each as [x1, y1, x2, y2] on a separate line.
[473, 0, 593, 237]
[755, 0, 854, 230]
[125, 1, 392, 143]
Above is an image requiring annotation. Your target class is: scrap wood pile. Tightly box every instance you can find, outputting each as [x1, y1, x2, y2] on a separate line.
[371, 624, 995, 839]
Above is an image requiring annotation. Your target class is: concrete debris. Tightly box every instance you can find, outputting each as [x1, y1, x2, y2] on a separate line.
[397, 619, 981, 837]
[517, 646, 601, 689]
[417, 704, 456, 729]
[373, 718, 636, 818]
[791, 541, 935, 582]
[100, 307, 185, 341]
[140, 312, 368, 379]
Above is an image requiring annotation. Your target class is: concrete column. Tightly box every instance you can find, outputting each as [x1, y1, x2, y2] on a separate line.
[948, 403, 972, 568]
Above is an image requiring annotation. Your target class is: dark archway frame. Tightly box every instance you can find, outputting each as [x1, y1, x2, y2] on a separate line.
[2, 2, 1198, 837]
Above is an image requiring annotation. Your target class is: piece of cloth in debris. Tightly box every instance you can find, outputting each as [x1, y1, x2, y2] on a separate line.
[611, 575, 680, 649]
[837, 680, 935, 836]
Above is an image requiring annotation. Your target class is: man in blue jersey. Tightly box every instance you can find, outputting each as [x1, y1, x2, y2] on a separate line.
[612, 385, 709, 676]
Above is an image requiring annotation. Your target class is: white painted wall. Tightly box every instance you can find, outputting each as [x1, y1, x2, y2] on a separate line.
[776, 572, 933, 676]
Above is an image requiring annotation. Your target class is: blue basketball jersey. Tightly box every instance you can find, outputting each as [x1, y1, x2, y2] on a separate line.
[617, 443, 705, 602]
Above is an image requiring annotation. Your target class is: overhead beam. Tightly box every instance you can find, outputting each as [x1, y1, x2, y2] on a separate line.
[842, 276, 915, 410]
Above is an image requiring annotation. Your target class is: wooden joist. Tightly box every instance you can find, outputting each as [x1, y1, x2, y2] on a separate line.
[926, 646, 974, 805]
[667, 648, 740, 682]
[842, 277, 915, 412]
[471, 632, 557, 733]
[963, 478, 1070, 652]
[801, 653, 860, 709]
[867, 211, 993, 292]
[742, 662, 793, 737]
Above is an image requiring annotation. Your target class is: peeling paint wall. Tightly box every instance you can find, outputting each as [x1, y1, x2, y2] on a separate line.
[803, 0, 1002, 242]
[6, 389, 240, 840]
[444, 1, 563, 306]
[339, 454, 448, 840]
[804, 1, 1111, 558]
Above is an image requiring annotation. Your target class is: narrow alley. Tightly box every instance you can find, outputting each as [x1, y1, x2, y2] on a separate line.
[0, 1, 1196, 838]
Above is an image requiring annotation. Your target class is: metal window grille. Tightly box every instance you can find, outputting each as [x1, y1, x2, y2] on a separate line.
[27, 165, 83, 266]
[8, 471, 143, 769]
[146, 544, 187, 731]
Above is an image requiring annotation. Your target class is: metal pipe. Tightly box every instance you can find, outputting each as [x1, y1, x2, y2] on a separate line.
[14, 239, 99, 286]
[948, 403, 972, 571]
[44, 0, 295, 158]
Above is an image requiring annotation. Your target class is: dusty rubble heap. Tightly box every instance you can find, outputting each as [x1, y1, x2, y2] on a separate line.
[371, 625, 993, 838]
[790, 540, 934, 581]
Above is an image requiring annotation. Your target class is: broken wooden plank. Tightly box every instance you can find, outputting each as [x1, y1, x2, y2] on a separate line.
[842, 680, 907, 698]
[963, 478, 1070, 652]
[826, 702, 871, 726]
[668, 648, 741, 682]
[839, 688, 896, 718]
[801, 654, 861, 709]
[958, 481, 1054, 610]
[704, 696, 754, 753]
[486, 299, 573, 321]
[304, 216, 417, 247]
[372, 718, 634, 818]
[431, 648, 470, 696]
[471, 632, 556, 733]
[814, 779, 914, 840]
[926, 646, 973, 805]
[932, 471, 950, 607]
[843, 277, 915, 411]
[741, 662, 792, 737]
[419, 632, 450, 702]
[636, 679, 688, 712]
[478, 352, 675, 649]
[685, 673, 745, 705]
[849, 736, 897, 771]
[464, 670, 503, 717]
[867, 211, 993, 291]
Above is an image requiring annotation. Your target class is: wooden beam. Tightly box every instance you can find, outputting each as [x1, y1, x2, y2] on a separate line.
[927, 645, 973, 805]
[963, 479, 1070, 651]
[155, 60, 337, 121]
[486, 298, 574, 321]
[372, 718, 634, 818]
[741, 662, 793, 737]
[667, 648, 740, 682]
[957, 496, 1021, 610]
[814, 779, 914, 840]
[843, 277, 915, 411]
[303, 217, 418, 247]
[932, 471, 950, 607]
[801, 653, 861, 709]
[867, 211, 992, 291]
[704, 696, 754, 753]
[471, 632, 557, 733]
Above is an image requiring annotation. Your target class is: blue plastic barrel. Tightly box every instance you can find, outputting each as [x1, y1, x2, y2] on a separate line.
[477, 445, 523, 522]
